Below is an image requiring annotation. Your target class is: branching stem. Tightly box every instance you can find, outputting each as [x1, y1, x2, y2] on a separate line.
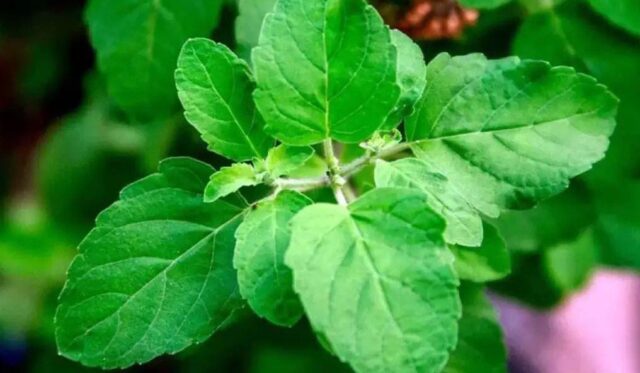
[323, 140, 348, 205]
[272, 141, 415, 195]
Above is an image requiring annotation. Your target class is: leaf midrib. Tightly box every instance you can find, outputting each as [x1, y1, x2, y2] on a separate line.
[344, 215, 421, 373]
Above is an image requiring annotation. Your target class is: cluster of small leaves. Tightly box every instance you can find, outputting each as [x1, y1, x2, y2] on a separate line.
[55, 0, 618, 372]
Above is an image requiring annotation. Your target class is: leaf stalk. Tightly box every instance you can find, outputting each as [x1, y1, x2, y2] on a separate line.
[272, 140, 415, 197]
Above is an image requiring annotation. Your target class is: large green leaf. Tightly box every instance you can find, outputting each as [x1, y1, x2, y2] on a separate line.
[408, 53, 617, 218]
[450, 223, 511, 283]
[55, 158, 247, 369]
[444, 284, 506, 373]
[286, 188, 460, 373]
[253, 0, 401, 145]
[587, 0, 640, 37]
[512, 1, 640, 185]
[234, 190, 311, 327]
[375, 159, 482, 247]
[235, 0, 277, 61]
[176, 38, 272, 161]
[86, 0, 224, 120]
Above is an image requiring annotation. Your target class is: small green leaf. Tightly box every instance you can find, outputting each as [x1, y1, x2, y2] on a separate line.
[544, 229, 598, 293]
[287, 155, 329, 179]
[286, 188, 460, 373]
[55, 157, 247, 369]
[86, 0, 225, 120]
[444, 283, 507, 373]
[449, 223, 511, 283]
[235, 0, 277, 61]
[204, 163, 259, 203]
[234, 190, 312, 326]
[253, 0, 401, 145]
[381, 30, 427, 130]
[587, 0, 640, 37]
[408, 53, 617, 217]
[176, 38, 272, 161]
[375, 158, 483, 247]
[266, 145, 315, 178]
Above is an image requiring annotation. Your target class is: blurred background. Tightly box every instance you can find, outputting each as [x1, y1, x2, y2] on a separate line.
[0, 0, 638, 372]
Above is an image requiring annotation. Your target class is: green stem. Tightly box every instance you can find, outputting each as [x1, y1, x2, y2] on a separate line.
[273, 142, 413, 196]
[342, 182, 358, 203]
[341, 142, 413, 178]
[323, 140, 348, 205]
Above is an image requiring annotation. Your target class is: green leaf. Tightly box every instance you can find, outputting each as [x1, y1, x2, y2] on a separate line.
[287, 154, 329, 179]
[55, 157, 247, 369]
[381, 30, 427, 130]
[266, 145, 315, 178]
[86, 0, 224, 120]
[491, 253, 563, 309]
[495, 228, 597, 307]
[450, 223, 511, 283]
[458, 0, 512, 9]
[36, 92, 144, 228]
[235, 0, 277, 61]
[0, 204, 73, 281]
[176, 38, 272, 161]
[286, 188, 460, 373]
[512, 1, 640, 185]
[234, 190, 312, 327]
[544, 228, 598, 293]
[375, 159, 483, 247]
[595, 182, 640, 270]
[204, 163, 259, 203]
[492, 187, 596, 253]
[587, 0, 640, 37]
[250, 346, 351, 373]
[408, 53, 617, 217]
[253, 0, 401, 145]
[444, 283, 507, 373]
